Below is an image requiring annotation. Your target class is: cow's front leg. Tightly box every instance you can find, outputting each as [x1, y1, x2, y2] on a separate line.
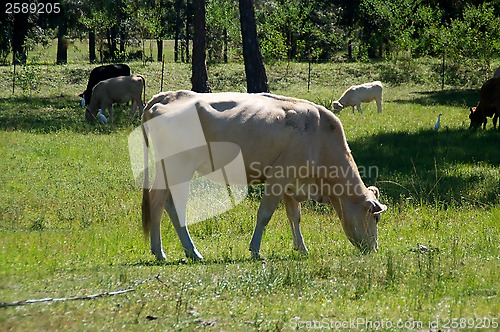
[283, 194, 308, 254]
[108, 105, 114, 124]
[249, 188, 282, 259]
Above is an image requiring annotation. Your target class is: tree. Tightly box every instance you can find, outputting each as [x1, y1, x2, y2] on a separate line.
[206, 0, 238, 63]
[191, 0, 211, 92]
[239, 0, 269, 93]
[12, 12, 31, 64]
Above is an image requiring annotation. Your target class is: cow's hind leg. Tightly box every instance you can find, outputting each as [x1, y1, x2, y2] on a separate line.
[376, 98, 382, 113]
[149, 189, 168, 260]
[249, 188, 282, 259]
[130, 100, 137, 119]
[283, 194, 308, 254]
[164, 193, 204, 261]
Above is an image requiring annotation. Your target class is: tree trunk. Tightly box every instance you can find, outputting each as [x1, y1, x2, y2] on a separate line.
[119, 31, 126, 55]
[174, 0, 183, 62]
[185, 1, 191, 63]
[347, 38, 353, 59]
[89, 31, 96, 63]
[157, 39, 163, 62]
[191, 0, 211, 93]
[223, 28, 228, 63]
[56, 22, 68, 64]
[110, 26, 118, 60]
[238, 0, 269, 93]
[12, 13, 30, 64]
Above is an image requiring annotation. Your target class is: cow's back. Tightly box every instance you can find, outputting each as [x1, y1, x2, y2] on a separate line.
[479, 77, 500, 107]
[84, 64, 131, 103]
[145, 92, 348, 182]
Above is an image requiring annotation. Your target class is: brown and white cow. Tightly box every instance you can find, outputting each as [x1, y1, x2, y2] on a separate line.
[469, 77, 500, 130]
[86, 75, 146, 124]
[137, 91, 387, 261]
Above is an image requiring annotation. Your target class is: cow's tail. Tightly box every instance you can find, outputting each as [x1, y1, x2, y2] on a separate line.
[141, 122, 151, 239]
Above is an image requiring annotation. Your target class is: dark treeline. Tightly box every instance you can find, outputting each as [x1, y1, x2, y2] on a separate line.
[1, 0, 499, 69]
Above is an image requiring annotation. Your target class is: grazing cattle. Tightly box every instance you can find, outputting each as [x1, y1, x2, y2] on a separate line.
[139, 91, 387, 261]
[79, 64, 131, 106]
[333, 81, 383, 114]
[469, 77, 500, 130]
[85, 75, 146, 123]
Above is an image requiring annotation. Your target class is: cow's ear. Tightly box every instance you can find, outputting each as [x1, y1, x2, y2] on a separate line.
[367, 186, 380, 199]
[364, 200, 387, 215]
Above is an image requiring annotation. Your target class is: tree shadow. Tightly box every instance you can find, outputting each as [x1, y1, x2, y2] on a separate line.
[393, 89, 479, 107]
[0, 95, 138, 134]
[127, 252, 309, 267]
[349, 128, 500, 206]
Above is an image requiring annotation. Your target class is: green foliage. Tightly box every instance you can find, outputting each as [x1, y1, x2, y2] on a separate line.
[206, 0, 240, 62]
[256, 0, 343, 61]
[441, 3, 500, 86]
[14, 61, 42, 96]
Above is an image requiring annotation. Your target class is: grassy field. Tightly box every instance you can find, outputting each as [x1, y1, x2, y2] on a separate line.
[0, 53, 499, 331]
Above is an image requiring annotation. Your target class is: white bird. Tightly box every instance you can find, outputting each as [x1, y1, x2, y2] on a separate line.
[434, 113, 442, 132]
[97, 109, 107, 124]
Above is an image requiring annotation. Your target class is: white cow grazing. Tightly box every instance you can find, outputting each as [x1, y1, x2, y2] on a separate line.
[85, 75, 146, 123]
[333, 81, 383, 114]
[139, 91, 387, 261]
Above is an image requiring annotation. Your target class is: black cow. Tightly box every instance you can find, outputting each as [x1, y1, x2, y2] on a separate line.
[79, 64, 131, 106]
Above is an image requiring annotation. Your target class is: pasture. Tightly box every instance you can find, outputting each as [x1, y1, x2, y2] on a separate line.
[0, 57, 499, 330]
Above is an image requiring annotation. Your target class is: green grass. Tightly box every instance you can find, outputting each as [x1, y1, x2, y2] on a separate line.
[0, 56, 499, 331]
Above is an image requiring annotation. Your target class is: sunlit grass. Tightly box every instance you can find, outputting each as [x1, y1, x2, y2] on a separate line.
[0, 59, 498, 330]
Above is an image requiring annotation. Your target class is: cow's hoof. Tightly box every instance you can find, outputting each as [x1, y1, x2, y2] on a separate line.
[154, 253, 167, 261]
[293, 244, 309, 253]
[250, 251, 261, 260]
[185, 249, 204, 262]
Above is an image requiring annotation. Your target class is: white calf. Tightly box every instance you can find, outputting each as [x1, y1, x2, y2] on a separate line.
[85, 75, 146, 123]
[333, 81, 383, 114]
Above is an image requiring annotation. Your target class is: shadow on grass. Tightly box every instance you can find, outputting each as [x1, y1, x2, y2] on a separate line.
[394, 89, 478, 107]
[350, 128, 500, 207]
[128, 252, 310, 267]
[0, 95, 138, 133]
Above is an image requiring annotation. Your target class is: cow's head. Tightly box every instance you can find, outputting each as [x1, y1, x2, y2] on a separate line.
[333, 186, 387, 253]
[85, 107, 98, 123]
[469, 106, 482, 129]
[332, 101, 344, 113]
